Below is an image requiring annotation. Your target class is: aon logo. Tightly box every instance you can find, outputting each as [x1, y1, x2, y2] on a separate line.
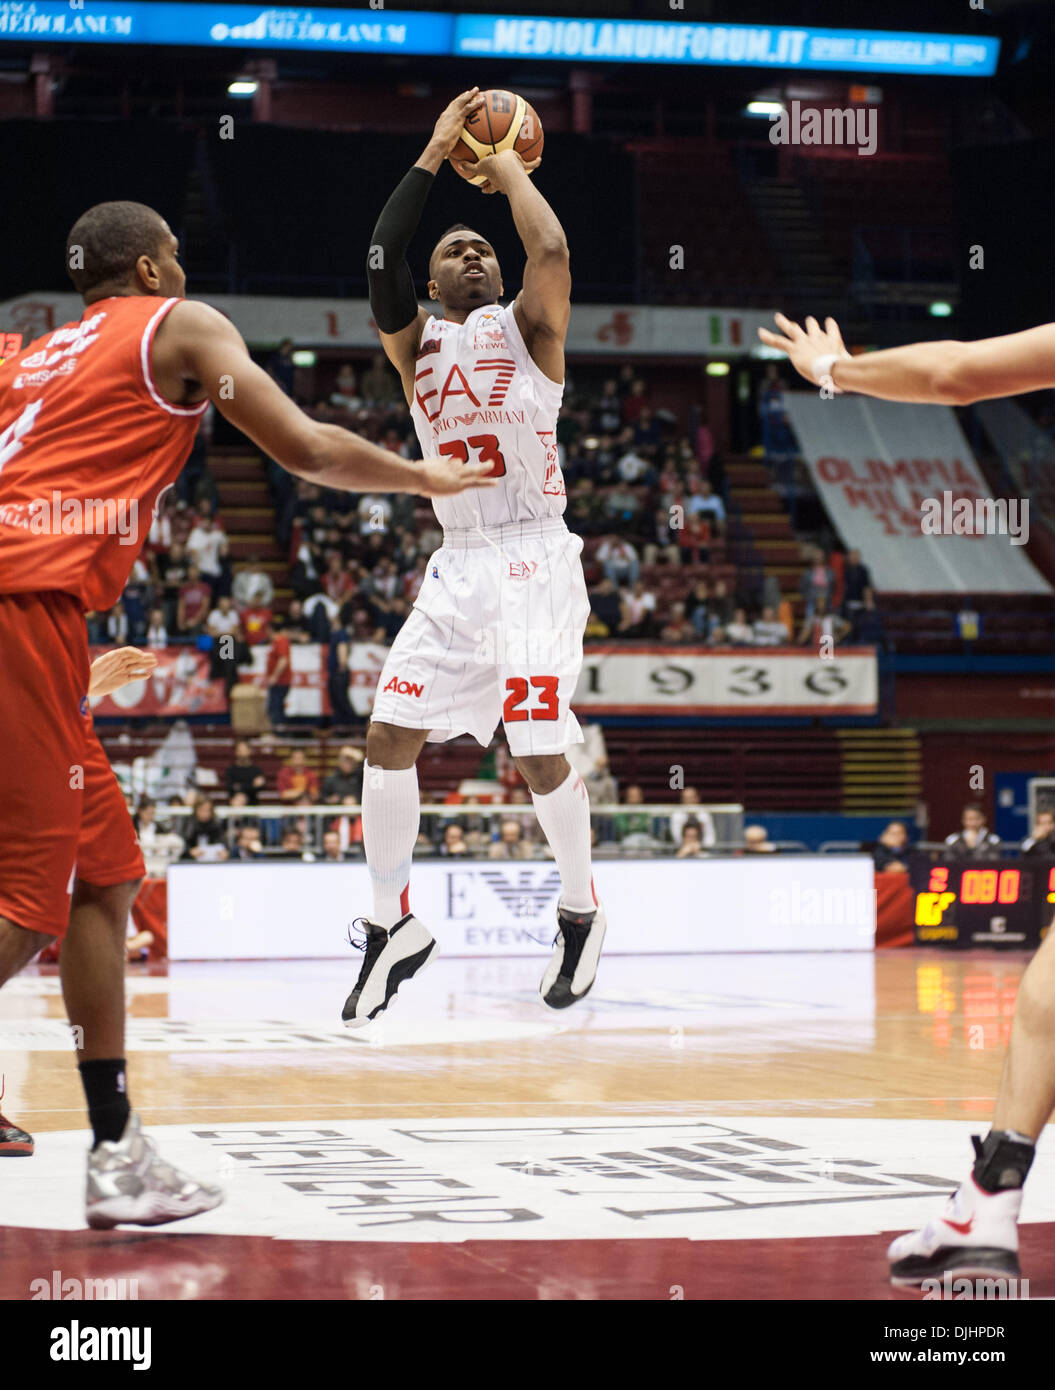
[383, 677, 424, 698]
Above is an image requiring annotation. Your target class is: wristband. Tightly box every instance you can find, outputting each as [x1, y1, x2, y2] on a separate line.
[812, 354, 844, 391]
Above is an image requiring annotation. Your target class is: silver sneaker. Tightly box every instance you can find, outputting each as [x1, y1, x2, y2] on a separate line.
[86, 1113, 224, 1230]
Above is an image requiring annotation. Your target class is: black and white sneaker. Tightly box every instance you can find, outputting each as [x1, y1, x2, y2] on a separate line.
[539, 903, 607, 1009]
[342, 915, 437, 1029]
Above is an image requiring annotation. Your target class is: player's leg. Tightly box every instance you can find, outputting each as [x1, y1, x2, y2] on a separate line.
[0, 591, 89, 1157]
[503, 529, 605, 1008]
[70, 731, 222, 1228]
[887, 927, 1055, 1285]
[341, 720, 438, 1028]
[0, 917, 52, 1154]
[343, 552, 500, 1027]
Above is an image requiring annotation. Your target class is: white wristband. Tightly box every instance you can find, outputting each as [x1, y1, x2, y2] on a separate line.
[812, 354, 843, 391]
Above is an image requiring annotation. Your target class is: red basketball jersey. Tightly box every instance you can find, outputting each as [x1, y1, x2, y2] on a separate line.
[0, 295, 207, 611]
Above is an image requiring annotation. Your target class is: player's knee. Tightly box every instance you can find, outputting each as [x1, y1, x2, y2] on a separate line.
[514, 754, 569, 796]
[366, 721, 428, 771]
[73, 876, 143, 914]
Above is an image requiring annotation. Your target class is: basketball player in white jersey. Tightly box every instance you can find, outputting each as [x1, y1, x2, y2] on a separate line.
[343, 90, 605, 1026]
[760, 308, 1055, 1285]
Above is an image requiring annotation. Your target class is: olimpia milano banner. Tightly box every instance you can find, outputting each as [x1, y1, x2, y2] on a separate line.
[0, 292, 773, 358]
[783, 394, 1051, 596]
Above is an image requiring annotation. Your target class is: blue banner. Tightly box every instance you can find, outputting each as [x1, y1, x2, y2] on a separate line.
[0, 4, 452, 54]
[453, 16, 1000, 76]
[0, 5, 1000, 75]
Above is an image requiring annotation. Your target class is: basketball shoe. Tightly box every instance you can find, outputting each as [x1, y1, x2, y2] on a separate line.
[342, 915, 438, 1029]
[0, 1110, 33, 1156]
[540, 903, 607, 1009]
[86, 1112, 224, 1229]
[888, 1131, 1033, 1285]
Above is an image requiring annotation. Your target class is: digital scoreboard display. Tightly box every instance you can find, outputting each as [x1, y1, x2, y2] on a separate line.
[911, 856, 1054, 949]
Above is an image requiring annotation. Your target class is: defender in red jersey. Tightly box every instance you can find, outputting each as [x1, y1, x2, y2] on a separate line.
[0, 200, 493, 1220]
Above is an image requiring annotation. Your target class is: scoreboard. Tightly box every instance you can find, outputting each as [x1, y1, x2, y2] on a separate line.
[911, 855, 1055, 949]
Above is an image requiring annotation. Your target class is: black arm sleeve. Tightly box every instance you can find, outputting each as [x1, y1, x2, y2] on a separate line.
[367, 165, 435, 334]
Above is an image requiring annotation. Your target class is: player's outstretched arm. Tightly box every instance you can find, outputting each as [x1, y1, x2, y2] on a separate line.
[456, 147, 571, 384]
[369, 87, 487, 397]
[155, 300, 494, 499]
[758, 312, 1055, 404]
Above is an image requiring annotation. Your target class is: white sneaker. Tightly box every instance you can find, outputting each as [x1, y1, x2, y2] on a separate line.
[86, 1113, 224, 1230]
[540, 903, 607, 1009]
[888, 1176, 1022, 1286]
[342, 914, 437, 1029]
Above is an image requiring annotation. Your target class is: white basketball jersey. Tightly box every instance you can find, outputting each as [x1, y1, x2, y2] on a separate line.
[410, 302, 566, 531]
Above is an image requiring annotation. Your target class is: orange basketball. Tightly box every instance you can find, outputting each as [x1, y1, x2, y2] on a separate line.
[452, 89, 544, 186]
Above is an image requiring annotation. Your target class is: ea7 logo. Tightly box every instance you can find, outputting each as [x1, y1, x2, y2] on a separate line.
[508, 560, 538, 580]
[383, 677, 425, 698]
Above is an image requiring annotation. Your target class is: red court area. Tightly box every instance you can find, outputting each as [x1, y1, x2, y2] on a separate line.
[4, 1226, 1054, 1301]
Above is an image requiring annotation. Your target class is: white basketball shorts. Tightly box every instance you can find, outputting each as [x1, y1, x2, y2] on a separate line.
[370, 517, 590, 756]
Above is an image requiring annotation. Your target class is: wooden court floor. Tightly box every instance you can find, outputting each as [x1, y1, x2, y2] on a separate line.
[2, 948, 1053, 1300]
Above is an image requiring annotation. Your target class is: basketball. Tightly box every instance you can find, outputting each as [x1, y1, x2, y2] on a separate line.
[451, 89, 544, 185]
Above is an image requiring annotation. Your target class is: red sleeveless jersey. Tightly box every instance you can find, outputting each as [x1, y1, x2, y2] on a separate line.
[0, 295, 207, 611]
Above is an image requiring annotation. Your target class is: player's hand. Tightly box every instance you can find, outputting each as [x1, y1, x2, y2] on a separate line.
[88, 646, 158, 697]
[428, 88, 486, 159]
[416, 456, 499, 497]
[452, 148, 540, 195]
[757, 313, 850, 387]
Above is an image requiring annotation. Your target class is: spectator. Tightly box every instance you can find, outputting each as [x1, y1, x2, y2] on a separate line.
[587, 577, 622, 637]
[686, 479, 725, 531]
[241, 598, 273, 647]
[176, 565, 212, 637]
[267, 338, 296, 396]
[596, 535, 640, 588]
[323, 746, 365, 804]
[322, 553, 355, 607]
[687, 580, 712, 639]
[619, 580, 657, 638]
[591, 379, 623, 434]
[799, 545, 836, 620]
[145, 606, 169, 649]
[754, 605, 790, 646]
[361, 352, 398, 408]
[851, 589, 886, 648]
[105, 601, 128, 647]
[232, 561, 275, 611]
[278, 827, 312, 861]
[186, 512, 229, 593]
[726, 608, 756, 645]
[225, 740, 266, 807]
[617, 441, 651, 484]
[284, 598, 313, 645]
[277, 747, 320, 805]
[676, 514, 712, 566]
[440, 824, 471, 857]
[231, 825, 263, 861]
[614, 784, 655, 842]
[328, 612, 355, 725]
[181, 798, 229, 862]
[798, 595, 851, 649]
[670, 788, 717, 849]
[944, 805, 1001, 859]
[874, 822, 910, 873]
[743, 825, 776, 853]
[841, 549, 873, 615]
[659, 601, 697, 644]
[604, 483, 640, 524]
[266, 621, 292, 726]
[330, 364, 363, 412]
[583, 751, 619, 805]
[122, 556, 153, 643]
[488, 818, 538, 860]
[134, 798, 185, 873]
[208, 594, 242, 644]
[1022, 810, 1055, 856]
[320, 829, 346, 862]
[675, 823, 706, 858]
[621, 377, 650, 426]
[156, 538, 190, 628]
[708, 579, 734, 629]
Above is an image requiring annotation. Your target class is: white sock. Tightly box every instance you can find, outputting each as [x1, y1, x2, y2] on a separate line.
[361, 760, 420, 928]
[531, 767, 597, 914]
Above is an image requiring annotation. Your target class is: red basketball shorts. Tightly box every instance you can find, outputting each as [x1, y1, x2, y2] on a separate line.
[0, 591, 144, 940]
